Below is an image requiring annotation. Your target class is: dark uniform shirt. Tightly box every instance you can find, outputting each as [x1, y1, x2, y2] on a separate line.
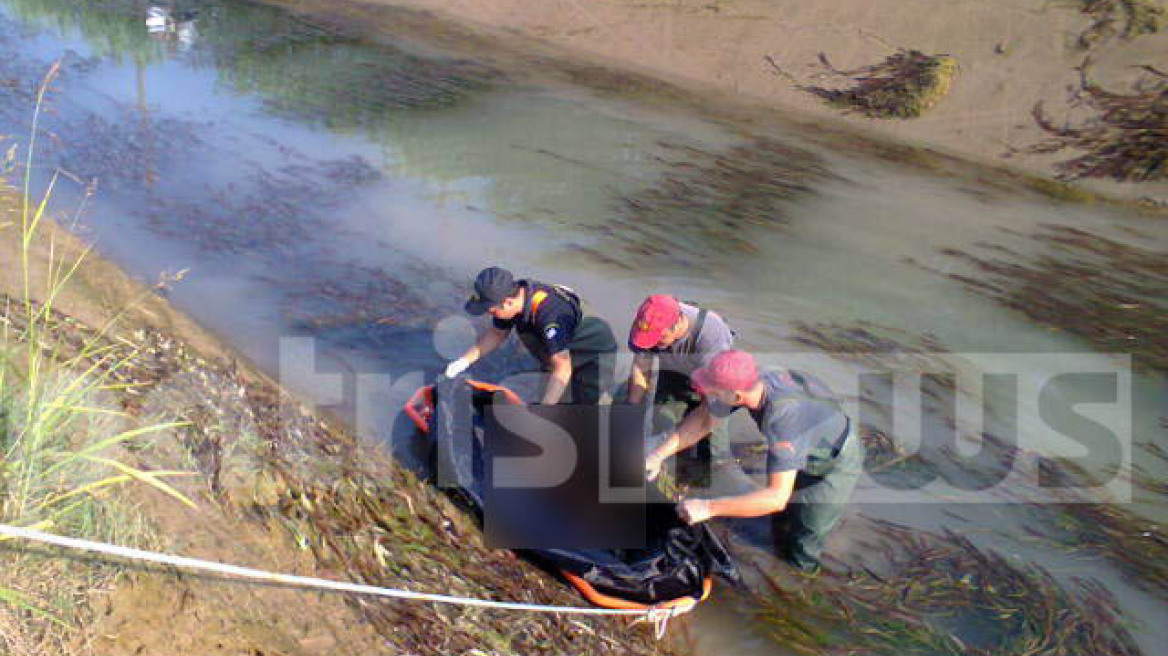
[492, 280, 581, 367]
[710, 370, 849, 474]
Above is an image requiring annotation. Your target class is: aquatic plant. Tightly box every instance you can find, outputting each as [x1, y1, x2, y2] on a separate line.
[1011, 459, 1168, 601]
[788, 321, 1005, 487]
[1, 0, 171, 65]
[4, 0, 498, 136]
[1030, 62, 1166, 182]
[274, 259, 443, 338]
[752, 522, 1144, 656]
[931, 225, 1168, 371]
[223, 38, 499, 127]
[801, 50, 957, 119]
[790, 320, 951, 375]
[611, 138, 837, 267]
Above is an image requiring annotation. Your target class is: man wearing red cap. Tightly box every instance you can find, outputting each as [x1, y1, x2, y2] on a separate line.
[645, 349, 864, 573]
[626, 295, 735, 483]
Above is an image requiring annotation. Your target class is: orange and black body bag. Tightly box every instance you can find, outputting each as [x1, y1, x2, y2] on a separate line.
[405, 376, 736, 609]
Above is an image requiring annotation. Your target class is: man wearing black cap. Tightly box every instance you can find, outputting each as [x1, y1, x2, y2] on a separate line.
[445, 267, 617, 405]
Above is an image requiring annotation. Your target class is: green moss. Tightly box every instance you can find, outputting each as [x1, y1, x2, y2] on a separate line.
[806, 51, 957, 119]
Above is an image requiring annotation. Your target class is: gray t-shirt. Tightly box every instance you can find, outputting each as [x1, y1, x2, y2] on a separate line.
[709, 370, 848, 474]
[635, 303, 734, 377]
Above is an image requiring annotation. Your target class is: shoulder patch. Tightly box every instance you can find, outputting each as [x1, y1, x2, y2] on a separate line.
[545, 324, 559, 340]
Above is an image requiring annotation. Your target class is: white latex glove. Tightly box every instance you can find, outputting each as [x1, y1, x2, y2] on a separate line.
[678, 498, 713, 525]
[644, 432, 672, 482]
[646, 452, 664, 482]
[444, 357, 471, 379]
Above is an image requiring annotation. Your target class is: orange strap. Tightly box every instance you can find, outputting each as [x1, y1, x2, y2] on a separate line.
[561, 571, 713, 610]
[466, 380, 523, 405]
[530, 290, 549, 316]
[403, 380, 523, 433]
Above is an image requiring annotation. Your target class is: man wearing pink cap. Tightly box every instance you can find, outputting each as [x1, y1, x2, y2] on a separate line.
[645, 349, 864, 573]
[626, 295, 735, 484]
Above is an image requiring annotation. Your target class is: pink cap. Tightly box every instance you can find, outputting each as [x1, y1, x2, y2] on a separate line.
[692, 350, 759, 393]
[629, 295, 682, 350]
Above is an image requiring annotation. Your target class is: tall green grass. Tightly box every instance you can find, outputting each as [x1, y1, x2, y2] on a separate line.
[0, 63, 196, 634]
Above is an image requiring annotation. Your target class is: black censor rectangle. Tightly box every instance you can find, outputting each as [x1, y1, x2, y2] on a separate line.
[483, 404, 648, 549]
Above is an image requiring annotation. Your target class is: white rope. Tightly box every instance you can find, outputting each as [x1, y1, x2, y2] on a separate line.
[0, 524, 651, 617]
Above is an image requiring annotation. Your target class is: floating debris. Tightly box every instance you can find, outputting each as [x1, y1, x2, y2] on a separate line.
[801, 50, 957, 119]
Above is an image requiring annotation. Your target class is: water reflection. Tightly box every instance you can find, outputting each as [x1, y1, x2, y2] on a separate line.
[146, 5, 197, 51]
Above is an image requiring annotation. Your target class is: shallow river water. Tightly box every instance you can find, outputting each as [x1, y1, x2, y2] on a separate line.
[1, 1, 1165, 654]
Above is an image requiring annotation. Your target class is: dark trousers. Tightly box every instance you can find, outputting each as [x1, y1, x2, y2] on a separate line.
[564, 316, 616, 405]
[771, 427, 865, 571]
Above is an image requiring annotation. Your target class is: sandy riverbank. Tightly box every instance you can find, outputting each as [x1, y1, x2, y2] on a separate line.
[269, 0, 1168, 204]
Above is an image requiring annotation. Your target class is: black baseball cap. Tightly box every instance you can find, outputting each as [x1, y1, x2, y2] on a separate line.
[464, 266, 518, 315]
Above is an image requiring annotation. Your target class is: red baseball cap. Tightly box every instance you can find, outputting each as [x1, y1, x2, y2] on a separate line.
[629, 295, 681, 350]
[692, 350, 759, 393]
